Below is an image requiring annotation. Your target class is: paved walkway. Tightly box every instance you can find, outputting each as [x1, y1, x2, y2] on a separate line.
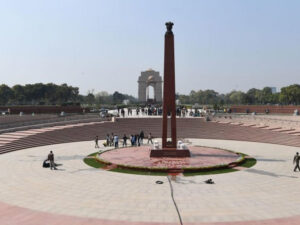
[0, 139, 299, 224]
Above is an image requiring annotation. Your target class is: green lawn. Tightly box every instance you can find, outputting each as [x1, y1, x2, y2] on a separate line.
[239, 157, 257, 168]
[83, 157, 106, 168]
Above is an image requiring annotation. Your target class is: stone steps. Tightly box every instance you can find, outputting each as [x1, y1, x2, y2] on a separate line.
[1, 118, 300, 155]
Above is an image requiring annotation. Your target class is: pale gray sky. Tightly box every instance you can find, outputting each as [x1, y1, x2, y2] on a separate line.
[0, 0, 299, 96]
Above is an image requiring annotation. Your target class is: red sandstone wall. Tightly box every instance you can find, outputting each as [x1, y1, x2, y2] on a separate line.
[0, 106, 89, 114]
[230, 105, 300, 114]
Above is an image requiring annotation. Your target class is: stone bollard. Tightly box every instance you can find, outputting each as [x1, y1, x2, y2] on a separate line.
[153, 141, 159, 149]
[177, 140, 183, 149]
[180, 143, 187, 150]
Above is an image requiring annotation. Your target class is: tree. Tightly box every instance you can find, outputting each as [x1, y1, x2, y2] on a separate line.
[200, 90, 219, 104]
[187, 89, 220, 105]
[280, 84, 300, 104]
[246, 88, 260, 104]
[112, 91, 125, 104]
[86, 93, 95, 105]
[178, 94, 190, 104]
[95, 91, 112, 105]
[44, 83, 58, 104]
[228, 91, 246, 104]
[261, 87, 273, 104]
[12, 85, 25, 104]
[0, 84, 13, 105]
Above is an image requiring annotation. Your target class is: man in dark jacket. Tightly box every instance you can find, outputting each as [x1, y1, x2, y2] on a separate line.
[95, 136, 99, 148]
[48, 151, 57, 170]
[139, 131, 144, 145]
[122, 134, 128, 147]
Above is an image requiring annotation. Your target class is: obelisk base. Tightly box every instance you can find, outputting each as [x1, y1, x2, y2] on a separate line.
[150, 149, 191, 157]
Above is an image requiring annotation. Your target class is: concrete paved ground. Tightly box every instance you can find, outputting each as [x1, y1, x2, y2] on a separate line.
[0, 139, 299, 224]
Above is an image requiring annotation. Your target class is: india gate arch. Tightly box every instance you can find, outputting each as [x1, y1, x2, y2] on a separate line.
[138, 69, 162, 103]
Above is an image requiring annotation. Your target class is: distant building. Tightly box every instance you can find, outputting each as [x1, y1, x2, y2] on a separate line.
[138, 69, 162, 103]
[270, 87, 277, 94]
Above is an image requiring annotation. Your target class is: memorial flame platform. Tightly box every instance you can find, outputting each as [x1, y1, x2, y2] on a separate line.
[150, 149, 191, 157]
[98, 145, 241, 170]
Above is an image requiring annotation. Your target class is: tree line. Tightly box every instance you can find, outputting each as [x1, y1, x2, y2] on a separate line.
[178, 84, 300, 106]
[1, 83, 300, 106]
[0, 83, 79, 105]
[0, 83, 136, 106]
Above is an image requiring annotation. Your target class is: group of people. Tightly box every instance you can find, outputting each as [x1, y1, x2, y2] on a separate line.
[116, 106, 204, 118]
[127, 131, 153, 146]
[118, 107, 163, 117]
[95, 131, 153, 149]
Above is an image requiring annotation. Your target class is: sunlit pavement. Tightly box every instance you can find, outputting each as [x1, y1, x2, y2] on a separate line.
[0, 139, 299, 225]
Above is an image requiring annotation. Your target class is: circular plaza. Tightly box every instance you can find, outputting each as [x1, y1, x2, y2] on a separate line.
[0, 117, 299, 225]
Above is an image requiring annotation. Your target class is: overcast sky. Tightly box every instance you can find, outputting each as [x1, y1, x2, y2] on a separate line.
[0, 0, 299, 96]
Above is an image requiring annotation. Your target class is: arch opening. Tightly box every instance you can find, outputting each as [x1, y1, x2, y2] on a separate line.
[146, 85, 155, 103]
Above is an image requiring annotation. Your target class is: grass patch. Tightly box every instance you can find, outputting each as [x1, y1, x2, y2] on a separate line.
[83, 157, 106, 168]
[239, 158, 257, 168]
[184, 168, 237, 176]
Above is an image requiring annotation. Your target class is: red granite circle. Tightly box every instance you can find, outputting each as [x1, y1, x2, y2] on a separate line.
[98, 146, 241, 169]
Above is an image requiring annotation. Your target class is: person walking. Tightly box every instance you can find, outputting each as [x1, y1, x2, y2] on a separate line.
[294, 152, 300, 172]
[139, 131, 144, 145]
[136, 134, 140, 146]
[123, 134, 128, 147]
[132, 135, 136, 146]
[130, 134, 134, 146]
[114, 134, 119, 148]
[47, 151, 57, 170]
[110, 133, 114, 146]
[105, 134, 110, 147]
[147, 133, 153, 144]
[95, 136, 99, 148]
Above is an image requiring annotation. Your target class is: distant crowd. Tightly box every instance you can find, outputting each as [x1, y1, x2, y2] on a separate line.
[94, 131, 153, 149]
[118, 106, 203, 117]
[118, 107, 163, 117]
